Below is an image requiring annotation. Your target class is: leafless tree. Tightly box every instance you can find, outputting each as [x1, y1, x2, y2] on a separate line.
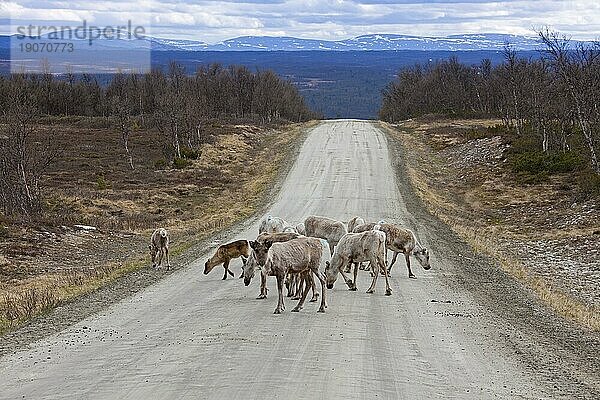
[539, 28, 600, 173]
[0, 76, 58, 217]
[380, 29, 600, 175]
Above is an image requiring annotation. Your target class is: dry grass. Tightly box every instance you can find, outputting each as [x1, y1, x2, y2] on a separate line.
[454, 224, 600, 332]
[0, 262, 139, 333]
[382, 121, 600, 332]
[0, 119, 315, 335]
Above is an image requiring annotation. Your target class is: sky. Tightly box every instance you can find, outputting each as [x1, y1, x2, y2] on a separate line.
[1, 0, 599, 42]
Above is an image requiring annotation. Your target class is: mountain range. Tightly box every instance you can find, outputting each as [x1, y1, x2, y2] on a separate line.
[0, 33, 577, 52]
[203, 33, 548, 51]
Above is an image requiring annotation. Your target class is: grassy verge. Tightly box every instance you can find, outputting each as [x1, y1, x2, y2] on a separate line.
[446, 222, 600, 331]
[381, 121, 600, 332]
[0, 259, 145, 334]
[0, 120, 317, 335]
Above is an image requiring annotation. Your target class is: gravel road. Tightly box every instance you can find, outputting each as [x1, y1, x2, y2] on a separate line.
[1, 120, 597, 399]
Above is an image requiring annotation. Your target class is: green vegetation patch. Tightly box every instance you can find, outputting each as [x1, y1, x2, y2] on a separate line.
[180, 147, 201, 160]
[510, 151, 584, 175]
[577, 170, 600, 199]
[173, 157, 193, 169]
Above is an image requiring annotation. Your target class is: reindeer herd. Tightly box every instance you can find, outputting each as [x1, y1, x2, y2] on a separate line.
[150, 215, 431, 314]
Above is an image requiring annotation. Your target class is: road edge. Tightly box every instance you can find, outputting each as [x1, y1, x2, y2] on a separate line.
[377, 120, 600, 399]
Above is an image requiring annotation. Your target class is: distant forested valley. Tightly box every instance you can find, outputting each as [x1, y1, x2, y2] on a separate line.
[151, 50, 531, 119]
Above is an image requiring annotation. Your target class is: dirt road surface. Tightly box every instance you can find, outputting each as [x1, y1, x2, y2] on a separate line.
[1, 120, 598, 399]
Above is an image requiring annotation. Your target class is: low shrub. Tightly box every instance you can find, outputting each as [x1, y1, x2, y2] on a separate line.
[508, 135, 539, 156]
[510, 151, 584, 175]
[577, 169, 600, 199]
[180, 147, 201, 160]
[486, 124, 511, 136]
[464, 128, 492, 140]
[173, 157, 192, 169]
[96, 175, 110, 190]
[154, 158, 167, 169]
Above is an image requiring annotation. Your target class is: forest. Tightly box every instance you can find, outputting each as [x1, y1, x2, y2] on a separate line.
[0, 63, 316, 217]
[149, 49, 514, 119]
[380, 30, 600, 178]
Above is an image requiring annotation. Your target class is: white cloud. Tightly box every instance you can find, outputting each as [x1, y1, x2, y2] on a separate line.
[2, 0, 599, 42]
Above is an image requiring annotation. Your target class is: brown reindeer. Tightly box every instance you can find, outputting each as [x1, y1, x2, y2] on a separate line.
[204, 240, 250, 280]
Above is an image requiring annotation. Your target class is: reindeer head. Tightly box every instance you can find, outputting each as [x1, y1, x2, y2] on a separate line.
[250, 239, 272, 265]
[413, 247, 431, 270]
[325, 254, 340, 289]
[204, 250, 222, 275]
[242, 251, 259, 286]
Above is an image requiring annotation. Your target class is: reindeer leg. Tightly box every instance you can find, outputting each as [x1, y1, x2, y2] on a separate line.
[151, 247, 157, 268]
[387, 251, 399, 275]
[309, 273, 319, 302]
[289, 274, 295, 298]
[382, 258, 392, 296]
[222, 260, 230, 280]
[165, 247, 171, 270]
[286, 274, 293, 297]
[339, 265, 353, 289]
[292, 274, 302, 300]
[406, 253, 416, 279]
[368, 262, 375, 277]
[350, 262, 358, 291]
[239, 256, 247, 278]
[257, 269, 268, 299]
[157, 249, 163, 269]
[297, 275, 304, 299]
[294, 274, 301, 299]
[226, 259, 235, 278]
[366, 257, 379, 294]
[274, 274, 285, 314]
[314, 269, 327, 312]
[338, 259, 354, 289]
[292, 273, 311, 312]
[343, 259, 352, 274]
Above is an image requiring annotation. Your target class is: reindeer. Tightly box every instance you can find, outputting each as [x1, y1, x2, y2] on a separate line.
[249, 232, 300, 299]
[286, 238, 330, 301]
[353, 222, 431, 278]
[259, 215, 292, 234]
[295, 222, 306, 236]
[149, 228, 171, 270]
[379, 224, 431, 278]
[244, 237, 329, 314]
[347, 216, 365, 234]
[325, 229, 391, 295]
[204, 240, 250, 280]
[304, 215, 347, 255]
